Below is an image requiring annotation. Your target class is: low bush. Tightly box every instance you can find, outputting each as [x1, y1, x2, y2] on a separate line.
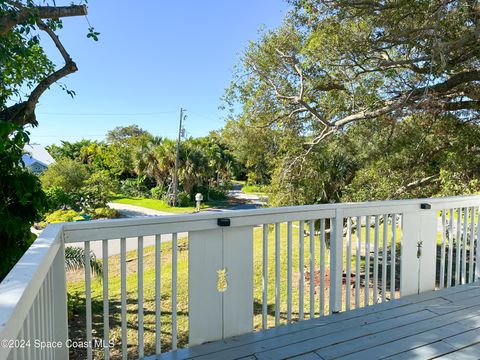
[90, 207, 119, 219]
[44, 209, 82, 223]
[121, 177, 149, 198]
[177, 192, 192, 207]
[150, 185, 165, 200]
[44, 186, 82, 211]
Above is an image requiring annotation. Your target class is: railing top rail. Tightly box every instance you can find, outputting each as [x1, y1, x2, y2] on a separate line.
[0, 224, 63, 346]
[62, 195, 480, 243]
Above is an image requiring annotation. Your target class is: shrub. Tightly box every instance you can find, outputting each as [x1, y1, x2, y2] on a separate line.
[44, 209, 81, 223]
[91, 207, 119, 219]
[120, 177, 149, 198]
[150, 185, 165, 200]
[41, 158, 89, 193]
[81, 170, 119, 209]
[177, 192, 192, 207]
[44, 186, 82, 211]
[193, 185, 227, 201]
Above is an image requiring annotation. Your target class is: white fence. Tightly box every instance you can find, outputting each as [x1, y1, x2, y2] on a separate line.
[1, 196, 480, 359]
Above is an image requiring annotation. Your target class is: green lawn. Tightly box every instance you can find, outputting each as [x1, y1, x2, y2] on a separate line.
[111, 197, 200, 214]
[112, 196, 230, 214]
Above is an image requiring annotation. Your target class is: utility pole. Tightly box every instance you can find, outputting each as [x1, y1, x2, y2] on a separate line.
[173, 108, 186, 206]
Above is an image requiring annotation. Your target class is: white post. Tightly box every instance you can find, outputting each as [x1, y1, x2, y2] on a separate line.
[188, 225, 253, 345]
[418, 208, 438, 293]
[52, 241, 69, 359]
[401, 206, 437, 296]
[188, 229, 223, 345]
[400, 211, 419, 296]
[330, 208, 344, 313]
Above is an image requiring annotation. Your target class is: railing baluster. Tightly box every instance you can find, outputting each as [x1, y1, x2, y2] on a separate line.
[298, 221, 304, 321]
[364, 215, 371, 306]
[373, 216, 379, 304]
[469, 207, 475, 283]
[120, 237, 127, 359]
[309, 220, 315, 318]
[462, 208, 468, 284]
[262, 224, 268, 329]
[447, 209, 454, 287]
[102, 240, 109, 360]
[390, 214, 397, 300]
[439, 211, 446, 289]
[275, 223, 280, 326]
[355, 216, 361, 309]
[172, 233, 178, 350]
[84, 242, 93, 360]
[138, 236, 144, 357]
[346, 217, 352, 311]
[476, 207, 480, 281]
[34, 286, 39, 359]
[382, 214, 388, 302]
[287, 221, 292, 323]
[34, 290, 41, 360]
[456, 208, 461, 286]
[319, 218, 325, 315]
[48, 270, 54, 359]
[155, 234, 162, 354]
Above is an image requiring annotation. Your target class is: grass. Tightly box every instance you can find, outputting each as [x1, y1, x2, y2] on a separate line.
[67, 219, 404, 359]
[241, 184, 268, 196]
[111, 196, 230, 214]
[111, 197, 201, 214]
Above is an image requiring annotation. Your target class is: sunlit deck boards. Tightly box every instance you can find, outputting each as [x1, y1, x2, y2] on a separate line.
[156, 282, 480, 360]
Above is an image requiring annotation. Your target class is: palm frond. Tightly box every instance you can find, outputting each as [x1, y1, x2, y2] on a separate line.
[65, 246, 103, 276]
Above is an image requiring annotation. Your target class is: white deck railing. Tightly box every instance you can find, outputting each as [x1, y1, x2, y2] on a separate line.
[1, 195, 480, 359]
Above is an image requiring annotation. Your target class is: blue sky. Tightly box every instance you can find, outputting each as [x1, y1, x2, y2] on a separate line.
[28, 1, 288, 145]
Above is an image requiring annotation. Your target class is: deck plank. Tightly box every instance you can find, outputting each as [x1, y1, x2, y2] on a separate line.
[154, 283, 480, 360]
[336, 319, 480, 359]
[434, 343, 480, 359]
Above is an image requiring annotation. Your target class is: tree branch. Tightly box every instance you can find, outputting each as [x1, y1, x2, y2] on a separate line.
[0, 19, 79, 126]
[0, 4, 87, 36]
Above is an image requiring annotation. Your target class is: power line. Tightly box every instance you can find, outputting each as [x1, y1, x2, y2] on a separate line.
[36, 110, 177, 116]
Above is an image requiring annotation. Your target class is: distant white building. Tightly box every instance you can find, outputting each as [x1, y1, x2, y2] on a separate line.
[22, 144, 55, 174]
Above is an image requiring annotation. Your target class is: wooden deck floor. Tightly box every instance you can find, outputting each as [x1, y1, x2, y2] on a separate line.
[156, 283, 480, 360]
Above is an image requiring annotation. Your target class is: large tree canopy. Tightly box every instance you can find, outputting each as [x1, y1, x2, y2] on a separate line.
[227, 0, 480, 154]
[224, 0, 480, 205]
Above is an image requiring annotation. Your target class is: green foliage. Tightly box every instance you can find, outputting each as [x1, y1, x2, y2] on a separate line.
[120, 177, 149, 198]
[44, 186, 81, 211]
[41, 158, 89, 193]
[176, 192, 192, 207]
[106, 125, 150, 144]
[0, 124, 48, 279]
[90, 207, 119, 220]
[242, 184, 268, 194]
[81, 170, 119, 209]
[65, 246, 102, 276]
[44, 209, 81, 223]
[150, 185, 165, 200]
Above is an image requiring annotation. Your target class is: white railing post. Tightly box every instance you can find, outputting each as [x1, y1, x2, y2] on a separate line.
[52, 240, 69, 359]
[330, 208, 344, 313]
[401, 205, 437, 296]
[188, 225, 253, 346]
[418, 206, 438, 293]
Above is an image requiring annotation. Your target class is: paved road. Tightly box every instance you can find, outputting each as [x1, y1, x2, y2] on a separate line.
[68, 203, 188, 258]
